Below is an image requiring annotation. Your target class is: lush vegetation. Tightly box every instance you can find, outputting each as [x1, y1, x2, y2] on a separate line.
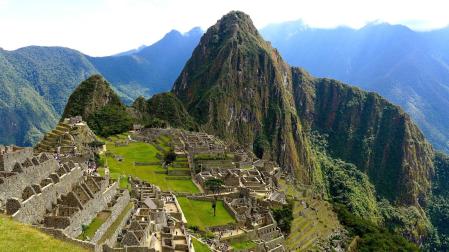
[62, 75, 123, 121]
[62, 75, 132, 137]
[0, 47, 98, 146]
[0, 214, 88, 251]
[204, 178, 224, 194]
[309, 131, 431, 245]
[297, 77, 433, 204]
[163, 149, 177, 165]
[88, 105, 132, 137]
[0, 29, 201, 147]
[144, 92, 198, 131]
[425, 152, 449, 250]
[309, 131, 380, 222]
[177, 197, 235, 231]
[334, 204, 419, 251]
[271, 200, 293, 234]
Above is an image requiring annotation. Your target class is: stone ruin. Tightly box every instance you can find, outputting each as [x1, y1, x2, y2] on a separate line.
[178, 131, 227, 155]
[194, 155, 282, 197]
[104, 178, 191, 252]
[221, 188, 286, 252]
[0, 145, 131, 251]
[34, 117, 97, 155]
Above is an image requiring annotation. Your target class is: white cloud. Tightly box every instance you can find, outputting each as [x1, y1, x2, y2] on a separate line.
[0, 0, 448, 56]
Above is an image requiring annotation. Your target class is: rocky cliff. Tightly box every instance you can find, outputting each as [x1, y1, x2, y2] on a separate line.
[292, 70, 434, 204]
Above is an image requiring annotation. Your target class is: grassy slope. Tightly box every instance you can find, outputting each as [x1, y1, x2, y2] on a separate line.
[192, 238, 211, 252]
[177, 197, 235, 230]
[0, 215, 88, 252]
[231, 240, 256, 250]
[101, 134, 199, 193]
[97, 202, 133, 245]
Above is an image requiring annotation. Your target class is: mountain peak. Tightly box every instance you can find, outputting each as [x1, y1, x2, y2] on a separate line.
[210, 10, 259, 39]
[61, 74, 123, 121]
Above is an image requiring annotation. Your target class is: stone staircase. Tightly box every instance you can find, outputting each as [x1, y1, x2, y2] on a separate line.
[35, 122, 74, 153]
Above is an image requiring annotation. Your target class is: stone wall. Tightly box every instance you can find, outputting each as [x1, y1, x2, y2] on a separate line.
[12, 164, 83, 224]
[103, 202, 134, 248]
[0, 146, 33, 172]
[0, 154, 59, 204]
[223, 199, 244, 224]
[91, 190, 130, 244]
[103, 245, 155, 252]
[37, 226, 97, 251]
[64, 182, 119, 237]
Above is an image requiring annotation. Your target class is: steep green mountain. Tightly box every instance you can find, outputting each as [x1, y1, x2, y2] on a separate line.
[130, 93, 198, 130]
[261, 22, 449, 153]
[293, 74, 434, 205]
[172, 11, 434, 206]
[143, 93, 197, 130]
[62, 75, 123, 120]
[173, 11, 317, 183]
[61, 75, 132, 137]
[0, 46, 98, 146]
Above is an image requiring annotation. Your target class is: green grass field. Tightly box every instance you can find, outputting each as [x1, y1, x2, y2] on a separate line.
[177, 197, 235, 231]
[101, 134, 199, 193]
[231, 240, 257, 250]
[192, 237, 211, 252]
[0, 215, 88, 252]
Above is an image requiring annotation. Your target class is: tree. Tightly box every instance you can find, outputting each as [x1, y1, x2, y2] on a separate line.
[212, 197, 217, 217]
[81, 224, 88, 240]
[204, 178, 224, 195]
[253, 133, 270, 158]
[87, 105, 133, 137]
[164, 150, 177, 165]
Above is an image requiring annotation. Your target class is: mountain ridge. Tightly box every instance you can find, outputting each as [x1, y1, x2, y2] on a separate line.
[261, 21, 449, 153]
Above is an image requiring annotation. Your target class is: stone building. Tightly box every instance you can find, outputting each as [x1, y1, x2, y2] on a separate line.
[222, 189, 286, 252]
[106, 178, 192, 252]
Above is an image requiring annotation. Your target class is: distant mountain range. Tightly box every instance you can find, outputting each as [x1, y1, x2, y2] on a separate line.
[260, 21, 449, 153]
[2, 20, 449, 154]
[0, 28, 202, 146]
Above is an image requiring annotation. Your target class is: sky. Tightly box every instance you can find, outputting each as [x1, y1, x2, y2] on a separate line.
[1, 0, 449, 56]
